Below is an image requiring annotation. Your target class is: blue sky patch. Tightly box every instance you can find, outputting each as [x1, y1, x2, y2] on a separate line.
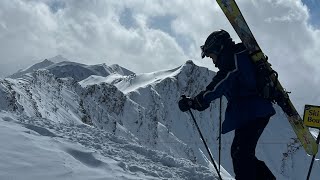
[302, 0, 320, 28]
[147, 15, 194, 53]
[148, 15, 176, 36]
[46, 0, 66, 13]
[119, 8, 138, 29]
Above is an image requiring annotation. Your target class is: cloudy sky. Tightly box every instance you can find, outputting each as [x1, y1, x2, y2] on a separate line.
[0, 0, 319, 112]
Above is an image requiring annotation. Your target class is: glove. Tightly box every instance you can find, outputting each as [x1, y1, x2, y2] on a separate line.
[179, 93, 210, 112]
[193, 91, 210, 111]
[178, 95, 194, 112]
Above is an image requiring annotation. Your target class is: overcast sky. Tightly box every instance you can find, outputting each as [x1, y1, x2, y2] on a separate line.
[0, 0, 319, 112]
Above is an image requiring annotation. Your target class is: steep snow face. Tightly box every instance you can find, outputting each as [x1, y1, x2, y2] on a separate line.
[77, 62, 209, 162]
[0, 80, 20, 111]
[3, 59, 320, 180]
[78, 60, 219, 165]
[2, 70, 82, 123]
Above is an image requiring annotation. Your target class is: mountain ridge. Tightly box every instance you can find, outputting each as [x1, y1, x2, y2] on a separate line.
[1, 57, 318, 179]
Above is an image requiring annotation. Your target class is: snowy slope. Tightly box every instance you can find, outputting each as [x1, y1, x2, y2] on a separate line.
[0, 113, 226, 180]
[1, 57, 320, 179]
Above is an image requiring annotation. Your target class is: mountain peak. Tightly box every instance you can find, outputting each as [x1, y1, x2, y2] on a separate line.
[43, 59, 51, 63]
[185, 60, 195, 65]
[8, 59, 55, 79]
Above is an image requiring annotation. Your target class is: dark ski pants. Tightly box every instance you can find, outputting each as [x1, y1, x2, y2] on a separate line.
[231, 117, 276, 180]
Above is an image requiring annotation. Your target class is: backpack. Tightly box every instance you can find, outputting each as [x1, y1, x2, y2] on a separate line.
[254, 56, 279, 103]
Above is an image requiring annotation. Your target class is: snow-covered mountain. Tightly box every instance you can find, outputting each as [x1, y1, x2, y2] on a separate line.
[0, 56, 319, 180]
[9, 56, 133, 81]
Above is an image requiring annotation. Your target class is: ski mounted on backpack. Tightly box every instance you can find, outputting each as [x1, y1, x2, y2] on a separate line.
[216, 0, 318, 155]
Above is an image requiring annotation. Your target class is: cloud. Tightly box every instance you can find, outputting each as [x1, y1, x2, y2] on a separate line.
[0, 0, 319, 112]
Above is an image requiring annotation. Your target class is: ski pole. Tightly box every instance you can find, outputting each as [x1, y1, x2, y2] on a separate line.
[306, 132, 320, 180]
[188, 109, 223, 180]
[218, 97, 222, 173]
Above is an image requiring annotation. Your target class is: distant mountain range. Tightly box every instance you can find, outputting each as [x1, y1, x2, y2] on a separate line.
[0, 55, 318, 179]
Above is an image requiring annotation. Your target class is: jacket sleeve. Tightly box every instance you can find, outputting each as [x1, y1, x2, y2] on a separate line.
[201, 55, 238, 104]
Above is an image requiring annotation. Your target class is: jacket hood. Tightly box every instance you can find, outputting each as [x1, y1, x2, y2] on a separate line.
[215, 42, 246, 69]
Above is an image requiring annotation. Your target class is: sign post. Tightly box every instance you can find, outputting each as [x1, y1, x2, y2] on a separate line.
[303, 104, 320, 180]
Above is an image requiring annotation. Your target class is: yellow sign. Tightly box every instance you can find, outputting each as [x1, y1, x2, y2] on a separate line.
[303, 104, 320, 128]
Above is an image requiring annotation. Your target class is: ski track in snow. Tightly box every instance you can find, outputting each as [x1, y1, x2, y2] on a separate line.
[8, 115, 221, 180]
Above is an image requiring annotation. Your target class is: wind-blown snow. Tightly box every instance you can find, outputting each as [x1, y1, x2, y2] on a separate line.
[1, 57, 319, 180]
[79, 66, 181, 94]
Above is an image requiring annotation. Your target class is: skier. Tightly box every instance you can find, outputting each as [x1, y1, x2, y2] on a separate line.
[178, 29, 276, 180]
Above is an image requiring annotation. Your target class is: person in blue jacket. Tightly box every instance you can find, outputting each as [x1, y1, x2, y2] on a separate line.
[179, 30, 276, 180]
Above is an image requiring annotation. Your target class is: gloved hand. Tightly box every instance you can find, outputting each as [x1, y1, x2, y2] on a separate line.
[193, 91, 210, 111]
[179, 93, 210, 112]
[178, 95, 194, 112]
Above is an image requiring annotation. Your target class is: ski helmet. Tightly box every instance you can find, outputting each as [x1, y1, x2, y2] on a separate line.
[201, 29, 231, 58]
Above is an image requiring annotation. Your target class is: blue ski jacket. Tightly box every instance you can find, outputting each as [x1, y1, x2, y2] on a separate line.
[201, 43, 276, 134]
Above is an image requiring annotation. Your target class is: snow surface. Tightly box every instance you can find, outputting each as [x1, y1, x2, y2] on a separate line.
[0, 112, 229, 180]
[1, 57, 319, 179]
